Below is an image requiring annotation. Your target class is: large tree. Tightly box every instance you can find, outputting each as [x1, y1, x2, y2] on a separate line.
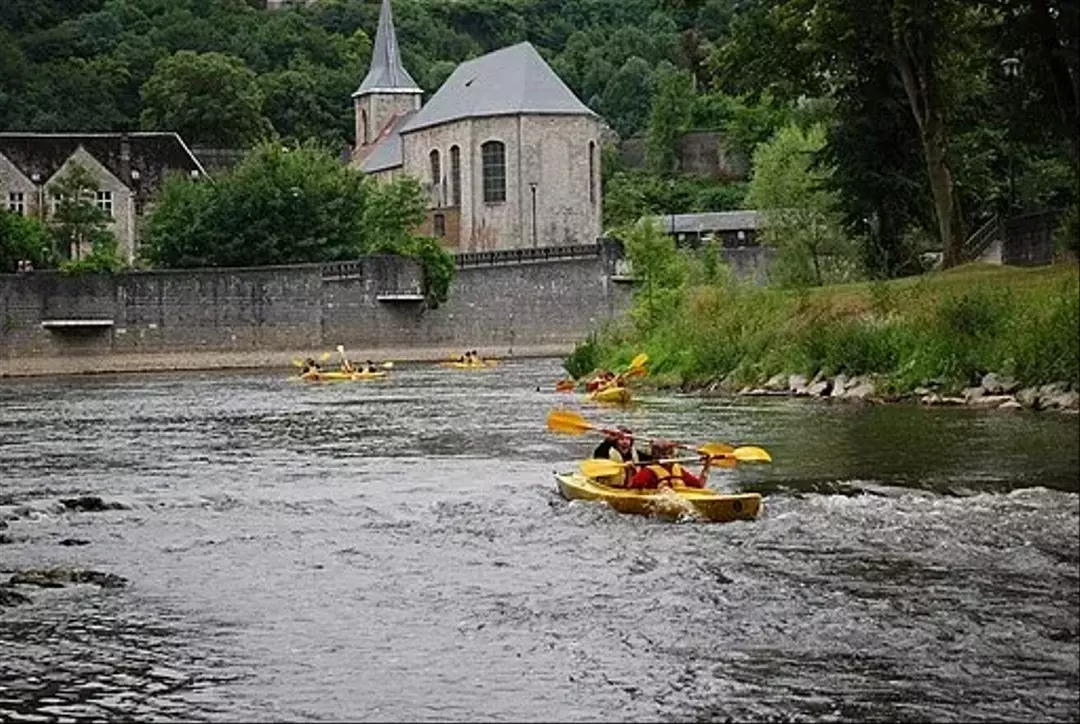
[139, 50, 269, 147]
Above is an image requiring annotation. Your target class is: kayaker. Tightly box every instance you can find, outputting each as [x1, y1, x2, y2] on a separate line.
[363, 360, 377, 373]
[592, 427, 649, 487]
[627, 440, 709, 489]
[340, 358, 355, 373]
[300, 357, 321, 375]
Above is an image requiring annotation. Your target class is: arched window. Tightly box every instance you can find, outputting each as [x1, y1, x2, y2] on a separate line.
[361, 109, 368, 145]
[449, 145, 461, 206]
[481, 140, 505, 203]
[588, 140, 596, 205]
[429, 149, 441, 186]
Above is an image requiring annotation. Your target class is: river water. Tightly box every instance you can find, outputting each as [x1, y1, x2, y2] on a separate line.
[1, 358, 1077, 722]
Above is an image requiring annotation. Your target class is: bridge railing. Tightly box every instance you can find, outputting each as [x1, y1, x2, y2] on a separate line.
[453, 243, 601, 268]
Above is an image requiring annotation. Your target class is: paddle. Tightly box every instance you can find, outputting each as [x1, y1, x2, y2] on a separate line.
[546, 409, 772, 463]
[291, 351, 333, 368]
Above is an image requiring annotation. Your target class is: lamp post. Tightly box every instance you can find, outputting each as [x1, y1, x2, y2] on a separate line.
[1001, 56, 1021, 213]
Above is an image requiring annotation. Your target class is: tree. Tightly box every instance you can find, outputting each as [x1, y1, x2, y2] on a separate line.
[600, 56, 654, 139]
[646, 62, 694, 175]
[745, 123, 855, 287]
[140, 142, 455, 306]
[621, 216, 689, 335]
[0, 208, 54, 273]
[140, 50, 269, 147]
[48, 162, 124, 271]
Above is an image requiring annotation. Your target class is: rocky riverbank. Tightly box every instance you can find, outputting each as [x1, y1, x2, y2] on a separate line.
[703, 371, 1080, 412]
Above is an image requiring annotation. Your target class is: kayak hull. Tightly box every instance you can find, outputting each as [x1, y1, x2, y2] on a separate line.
[554, 473, 760, 523]
[298, 370, 388, 382]
[589, 385, 631, 404]
[440, 360, 498, 369]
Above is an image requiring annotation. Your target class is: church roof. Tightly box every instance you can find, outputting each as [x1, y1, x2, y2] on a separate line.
[352, 0, 421, 97]
[400, 42, 596, 134]
[358, 111, 416, 173]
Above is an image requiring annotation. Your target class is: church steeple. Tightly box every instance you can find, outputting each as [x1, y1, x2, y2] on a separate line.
[354, 0, 421, 96]
[352, 0, 422, 151]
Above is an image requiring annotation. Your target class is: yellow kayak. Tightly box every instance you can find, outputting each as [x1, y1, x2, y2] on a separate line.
[439, 360, 498, 369]
[589, 385, 631, 404]
[296, 369, 388, 382]
[554, 473, 761, 523]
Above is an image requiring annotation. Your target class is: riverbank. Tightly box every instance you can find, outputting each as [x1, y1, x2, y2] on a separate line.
[580, 262, 1080, 411]
[0, 344, 572, 378]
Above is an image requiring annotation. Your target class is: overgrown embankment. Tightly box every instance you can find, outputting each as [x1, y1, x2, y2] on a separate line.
[569, 262, 1079, 408]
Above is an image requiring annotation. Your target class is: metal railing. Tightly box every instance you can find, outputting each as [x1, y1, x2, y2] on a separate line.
[453, 243, 601, 268]
[960, 213, 1002, 263]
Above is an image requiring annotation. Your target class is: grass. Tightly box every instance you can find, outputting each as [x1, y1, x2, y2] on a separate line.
[574, 262, 1080, 394]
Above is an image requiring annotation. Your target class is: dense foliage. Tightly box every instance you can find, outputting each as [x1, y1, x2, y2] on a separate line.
[139, 142, 455, 306]
[2, 0, 1075, 280]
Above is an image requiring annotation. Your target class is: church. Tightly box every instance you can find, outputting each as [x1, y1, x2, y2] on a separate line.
[350, 0, 603, 252]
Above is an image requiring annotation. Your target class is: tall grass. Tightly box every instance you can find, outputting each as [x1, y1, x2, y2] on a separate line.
[571, 262, 1080, 392]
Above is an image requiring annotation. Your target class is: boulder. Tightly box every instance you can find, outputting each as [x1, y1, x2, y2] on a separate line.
[845, 379, 876, 400]
[0, 587, 31, 608]
[806, 380, 831, 397]
[1016, 387, 1040, 408]
[998, 399, 1023, 410]
[764, 373, 788, 391]
[962, 386, 985, 401]
[788, 374, 809, 395]
[830, 374, 850, 398]
[10, 567, 128, 589]
[59, 496, 127, 513]
[968, 395, 1016, 408]
[1044, 390, 1080, 410]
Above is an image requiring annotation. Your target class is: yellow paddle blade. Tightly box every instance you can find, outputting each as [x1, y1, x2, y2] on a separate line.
[291, 359, 304, 367]
[733, 446, 772, 463]
[628, 353, 648, 370]
[546, 409, 595, 435]
[579, 458, 626, 478]
[319, 352, 332, 362]
[382, 361, 395, 369]
[699, 442, 736, 458]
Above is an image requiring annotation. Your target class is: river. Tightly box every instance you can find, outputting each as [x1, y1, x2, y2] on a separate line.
[1, 358, 1077, 722]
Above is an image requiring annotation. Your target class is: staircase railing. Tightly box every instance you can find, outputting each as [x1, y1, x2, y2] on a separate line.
[960, 213, 1002, 263]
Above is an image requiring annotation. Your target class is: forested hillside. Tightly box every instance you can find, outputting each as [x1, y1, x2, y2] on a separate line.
[2, 0, 1076, 275]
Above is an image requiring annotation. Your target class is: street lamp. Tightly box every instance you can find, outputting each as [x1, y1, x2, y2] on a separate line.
[1001, 56, 1022, 213]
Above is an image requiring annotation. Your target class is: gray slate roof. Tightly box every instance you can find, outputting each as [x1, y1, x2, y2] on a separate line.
[400, 42, 595, 134]
[353, 0, 420, 97]
[359, 111, 417, 173]
[649, 211, 761, 234]
[0, 132, 206, 199]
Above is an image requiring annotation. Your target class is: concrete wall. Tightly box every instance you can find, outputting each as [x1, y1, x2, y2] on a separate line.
[0, 245, 636, 370]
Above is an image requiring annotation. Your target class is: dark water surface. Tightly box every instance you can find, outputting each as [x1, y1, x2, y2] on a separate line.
[1, 358, 1077, 722]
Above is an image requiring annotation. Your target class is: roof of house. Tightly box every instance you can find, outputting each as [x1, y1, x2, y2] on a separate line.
[359, 111, 417, 173]
[0, 132, 206, 197]
[649, 211, 761, 234]
[353, 0, 421, 97]
[399, 42, 596, 134]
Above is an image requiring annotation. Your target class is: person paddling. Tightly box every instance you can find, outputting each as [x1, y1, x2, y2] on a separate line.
[592, 426, 650, 487]
[627, 440, 709, 489]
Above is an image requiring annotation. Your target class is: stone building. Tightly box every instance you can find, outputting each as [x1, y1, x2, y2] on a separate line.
[0, 132, 205, 262]
[351, 0, 603, 251]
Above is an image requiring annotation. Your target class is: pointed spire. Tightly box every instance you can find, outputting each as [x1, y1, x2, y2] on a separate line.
[352, 0, 421, 97]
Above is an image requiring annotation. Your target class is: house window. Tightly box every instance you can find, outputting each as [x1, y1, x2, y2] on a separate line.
[433, 213, 446, 237]
[96, 190, 113, 218]
[7, 191, 24, 215]
[450, 145, 461, 206]
[481, 140, 505, 203]
[361, 109, 369, 145]
[588, 140, 596, 205]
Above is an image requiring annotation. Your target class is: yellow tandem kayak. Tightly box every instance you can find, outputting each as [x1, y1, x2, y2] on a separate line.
[588, 385, 631, 404]
[296, 370, 388, 382]
[439, 360, 499, 369]
[554, 473, 761, 523]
